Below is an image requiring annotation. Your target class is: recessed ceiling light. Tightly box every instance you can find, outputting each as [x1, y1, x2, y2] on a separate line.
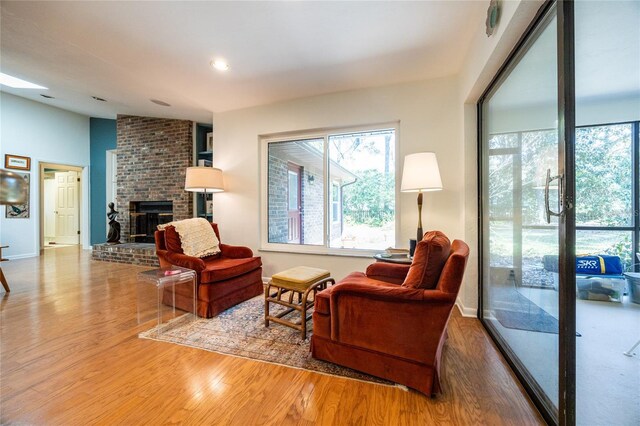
[150, 99, 171, 107]
[0, 72, 47, 89]
[210, 59, 229, 71]
[92, 96, 107, 102]
[40, 94, 55, 99]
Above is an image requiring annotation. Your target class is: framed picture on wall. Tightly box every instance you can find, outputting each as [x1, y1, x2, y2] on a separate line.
[206, 132, 213, 152]
[4, 154, 31, 171]
[5, 172, 30, 218]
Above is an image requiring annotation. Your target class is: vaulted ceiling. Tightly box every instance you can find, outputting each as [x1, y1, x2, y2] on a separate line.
[0, 1, 486, 122]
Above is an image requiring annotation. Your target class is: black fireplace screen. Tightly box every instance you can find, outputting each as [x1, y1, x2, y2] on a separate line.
[129, 201, 173, 243]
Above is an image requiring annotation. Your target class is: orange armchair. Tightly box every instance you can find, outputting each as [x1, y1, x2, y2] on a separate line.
[311, 233, 469, 396]
[155, 222, 263, 318]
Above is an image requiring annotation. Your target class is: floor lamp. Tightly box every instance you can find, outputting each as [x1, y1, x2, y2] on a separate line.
[184, 167, 225, 218]
[400, 152, 442, 245]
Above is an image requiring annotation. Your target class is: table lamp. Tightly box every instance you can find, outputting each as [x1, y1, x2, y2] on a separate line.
[401, 152, 442, 242]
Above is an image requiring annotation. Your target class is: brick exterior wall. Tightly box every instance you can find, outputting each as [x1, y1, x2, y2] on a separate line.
[268, 154, 288, 243]
[116, 115, 193, 241]
[302, 167, 324, 245]
[268, 153, 326, 245]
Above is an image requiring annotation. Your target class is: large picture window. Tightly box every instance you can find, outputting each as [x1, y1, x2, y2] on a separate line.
[262, 125, 397, 253]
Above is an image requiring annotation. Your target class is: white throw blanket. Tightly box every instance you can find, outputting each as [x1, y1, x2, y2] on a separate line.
[159, 218, 220, 258]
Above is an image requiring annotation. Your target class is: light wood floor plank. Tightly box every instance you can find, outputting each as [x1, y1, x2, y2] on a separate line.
[0, 247, 543, 425]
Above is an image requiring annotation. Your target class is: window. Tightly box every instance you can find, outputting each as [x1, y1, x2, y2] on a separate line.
[262, 125, 397, 254]
[486, 122, 639, 271]
[575, 123, 638, 269]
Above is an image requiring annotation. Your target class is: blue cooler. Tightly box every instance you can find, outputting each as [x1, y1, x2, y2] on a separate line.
[575, 255, 623, 275]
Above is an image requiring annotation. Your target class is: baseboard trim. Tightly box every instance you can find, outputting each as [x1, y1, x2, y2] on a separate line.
[5, 253, 39, 260]
[455, 298, 478, 318]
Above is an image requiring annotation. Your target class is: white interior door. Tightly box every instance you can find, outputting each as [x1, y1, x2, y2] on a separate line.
[44, 178, 56, 239]
[55, 171, 80, 244]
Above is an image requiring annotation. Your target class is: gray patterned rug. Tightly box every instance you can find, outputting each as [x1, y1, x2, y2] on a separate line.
[139, 295, 396, 387]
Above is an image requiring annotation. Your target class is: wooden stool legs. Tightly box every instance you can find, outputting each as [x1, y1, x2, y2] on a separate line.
[264, 277, 334, 339]
[0, 268, 9, 292]
[0, 245, 9, 293]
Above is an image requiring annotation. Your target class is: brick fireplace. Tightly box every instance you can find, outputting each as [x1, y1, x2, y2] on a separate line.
[116, 115, 193, 242]
[92, 115, 195, 266]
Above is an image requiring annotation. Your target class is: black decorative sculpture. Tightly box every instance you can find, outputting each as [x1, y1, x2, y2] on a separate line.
[107, 202, 121, 244]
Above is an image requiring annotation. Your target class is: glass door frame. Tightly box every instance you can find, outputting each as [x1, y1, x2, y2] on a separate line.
[477, 1, 576, 425]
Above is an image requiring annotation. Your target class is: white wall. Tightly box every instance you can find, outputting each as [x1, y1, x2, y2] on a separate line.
[456, 0, 544, 316]
[0, 93, 90, 259]
[213, 77, 463, 282]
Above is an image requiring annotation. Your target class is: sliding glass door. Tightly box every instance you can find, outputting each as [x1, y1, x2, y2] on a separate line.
[480, 1, 639, 425]
[479, 2, 577, 424]
[574, 1, 640, 425]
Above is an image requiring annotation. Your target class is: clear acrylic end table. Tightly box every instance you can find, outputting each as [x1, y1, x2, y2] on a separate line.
[137, 265, 197, 335]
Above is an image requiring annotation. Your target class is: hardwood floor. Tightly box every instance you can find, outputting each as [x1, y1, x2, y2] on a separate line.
[0, 247, 544, 425]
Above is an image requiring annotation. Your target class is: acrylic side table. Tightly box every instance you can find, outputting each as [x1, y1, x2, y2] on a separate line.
[137, 266, 197, 335]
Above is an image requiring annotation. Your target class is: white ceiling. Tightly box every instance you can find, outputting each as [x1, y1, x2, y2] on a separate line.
[0, 1, 486, 123]
[488, 1, 640, 109]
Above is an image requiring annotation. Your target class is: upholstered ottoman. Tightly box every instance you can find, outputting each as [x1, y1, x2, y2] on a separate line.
[265, 266, 334, 339]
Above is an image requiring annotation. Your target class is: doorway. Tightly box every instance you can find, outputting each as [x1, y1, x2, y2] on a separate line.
[40, 163, 83, 249]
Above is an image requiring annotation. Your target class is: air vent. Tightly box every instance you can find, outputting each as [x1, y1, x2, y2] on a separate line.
[92, 96, 107, 102]
[150, 99, 171, 107]
[40, 94, 55, 99]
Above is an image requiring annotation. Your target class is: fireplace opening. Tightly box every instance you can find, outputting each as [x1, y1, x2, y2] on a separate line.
[129, 201, 173, 243]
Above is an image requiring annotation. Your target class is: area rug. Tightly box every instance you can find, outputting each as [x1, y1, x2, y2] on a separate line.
[139, 295, 396, 387]
[494, 291, 581, 336]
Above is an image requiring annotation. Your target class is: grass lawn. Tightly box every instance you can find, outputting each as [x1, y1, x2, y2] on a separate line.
[490, 221, 633, 266]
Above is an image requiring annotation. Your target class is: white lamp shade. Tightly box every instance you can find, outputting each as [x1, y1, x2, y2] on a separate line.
[185, 167, 224, 192]
[400, 152, 442, 192]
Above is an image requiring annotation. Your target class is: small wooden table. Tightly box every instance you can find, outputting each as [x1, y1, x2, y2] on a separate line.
[265, 266, 334, 340]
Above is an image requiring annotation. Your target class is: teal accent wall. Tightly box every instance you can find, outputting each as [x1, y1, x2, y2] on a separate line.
[90, 118, 117, 245]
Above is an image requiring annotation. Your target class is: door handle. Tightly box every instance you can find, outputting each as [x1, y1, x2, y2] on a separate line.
[544, 169, 564, 224]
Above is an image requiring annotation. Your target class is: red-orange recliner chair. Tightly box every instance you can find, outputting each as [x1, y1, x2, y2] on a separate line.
[311, 231, 469, 396]
[155, 222, 263, 318]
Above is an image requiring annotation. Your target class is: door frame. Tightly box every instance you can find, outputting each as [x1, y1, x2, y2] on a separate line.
[106, 149, 118, 228]
[287, 162, 303, 244]
[39, 162, 85, 251]
[476, 1, 576, 425]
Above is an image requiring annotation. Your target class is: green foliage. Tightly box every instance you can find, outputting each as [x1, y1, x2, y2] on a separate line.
[575, 125, 633, 227]
[488, 124, 633, 227]
[604, 233, 633, 268]
[487, 124, 635, 262]
[343, 169, 394, 227]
